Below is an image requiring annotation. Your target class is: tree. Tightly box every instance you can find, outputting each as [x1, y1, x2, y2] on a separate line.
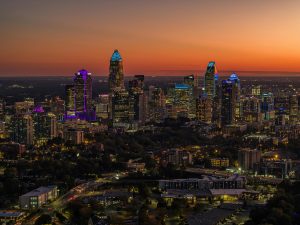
[35, 214, 52, 225]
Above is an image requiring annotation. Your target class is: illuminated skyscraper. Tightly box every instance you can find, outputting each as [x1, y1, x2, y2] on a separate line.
[10, 114, 33, 145]
[242, 97, 263, 123]
[204, 61, 218, 99]
[65, 84, 75, 118]
[228, 73, 241, 121]
[65, 69, 94, 120]
[183, 75, 195, 87]
[220, 74, 240, 126]
[95, 94, 110, 120]
[109, 49, 124, 91]
[289, 94, 298, 124]
[147, 86, 165, 122]
[32, 106, 57, 144]
[166, 84, 195, 119]
[74, 69, 93, 114]
[261, 92, 275, 120]
[129, 75, 146, 124]
[196, 95, 212, 123]
[111, 90, 131, 126]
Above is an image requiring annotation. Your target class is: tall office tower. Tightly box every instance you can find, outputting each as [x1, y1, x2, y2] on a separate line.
[50, 96, 65, 121]
[196, 95, 212, 123]
[147, 86, 165, 122]
[73, 69, 93, 114]
[251, 85, 262, 98]
[242, 97, 262, 123]
[211, 81, 222, 127]
[261, 92, 275, 120]
[129, 75, 145, 124]
[96, 94, 110, 120]
[108, 49, 124, 91]
[221, 75, 240, 126]
[183, 75, 195, 87]
[10, 114, 34, 145]
[129, 75, 145, 90]
[0, 98, 5, 121]
[289, 94, 298, 124]
[275, 108, 286, 126]
[111, 90, 130, 127]
[204, 61, 218, 99]
[32, 106, 57, 144]
[228, 73, 241, 121]
[170, 83, 195, 119]
[15, 98, 35, 115]
[65, 84, 75, 118]
[184, 75, 197, 117]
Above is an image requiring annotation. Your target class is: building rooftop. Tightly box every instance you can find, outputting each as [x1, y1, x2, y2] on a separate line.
[209, 189, 246, 196]
[20, 186, 56, 197]
[111, 49, 122, 62]
[0, 211, 24, 218]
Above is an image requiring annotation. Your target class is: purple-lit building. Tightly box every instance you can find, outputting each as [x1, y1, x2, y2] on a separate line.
[65, 69, 95, 121]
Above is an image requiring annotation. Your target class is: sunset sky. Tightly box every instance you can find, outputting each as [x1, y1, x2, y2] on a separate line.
[1, 0, 300, 76]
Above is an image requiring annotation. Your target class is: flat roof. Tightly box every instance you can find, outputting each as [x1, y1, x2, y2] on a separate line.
[0, 211, 24, 218]
[20, 186, 56, 197]
[209, 189, 246, 196]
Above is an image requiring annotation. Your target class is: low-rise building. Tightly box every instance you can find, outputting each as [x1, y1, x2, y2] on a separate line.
[19, 186, 58, 209]
[209, 158, 229, 168]
[159, 174, 246, 190]
[238, 148, 261, 171]
[161, 149, 192, 167]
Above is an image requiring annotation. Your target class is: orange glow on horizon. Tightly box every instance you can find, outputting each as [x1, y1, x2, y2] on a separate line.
[0, 1, 300, 76]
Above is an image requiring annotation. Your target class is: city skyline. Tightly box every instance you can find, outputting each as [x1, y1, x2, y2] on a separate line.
[1, 1, 300, 76]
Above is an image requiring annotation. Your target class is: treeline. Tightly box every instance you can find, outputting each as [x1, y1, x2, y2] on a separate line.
[246, 181, 300, 225]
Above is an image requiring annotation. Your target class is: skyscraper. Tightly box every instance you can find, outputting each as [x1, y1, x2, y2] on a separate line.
[166, 84, 195, 119]
[196, 95, 212, 123]
[261, 92, 275, 120]
[204, 61, 218, 99]
[183, 75, 195, 87]
[32, 106, 57, 145]
[111, 90, 130, 126]
[73, 69, 93, 114]
[129, 75, 146, 124]
[147, 86, 165, 122]
[65, 69, 94, 120]
[10, 114, 34, 145]
[65, 84, 75, 118]
[289, 94, 298, 124]
[221, 74, 240, 126]
[228, 73, 241, 121]
[108, 49, 124, 91]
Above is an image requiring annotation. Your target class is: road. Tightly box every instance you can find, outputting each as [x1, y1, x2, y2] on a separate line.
[22, 172, 126, 225]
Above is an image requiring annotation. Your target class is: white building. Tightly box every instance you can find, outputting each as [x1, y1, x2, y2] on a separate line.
[19, 186, 58, 209]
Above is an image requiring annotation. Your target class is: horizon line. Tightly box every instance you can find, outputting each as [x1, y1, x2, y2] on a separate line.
[1, 69, 300, 77]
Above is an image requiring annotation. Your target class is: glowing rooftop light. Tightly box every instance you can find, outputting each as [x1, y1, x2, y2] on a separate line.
[175, 84, 190, 89]
[111, 49, 122, 62]
[214, 74, 219, 80]
[208, 61, 215, 67]
[75, 69, 91, 80]
[33, 105, 44, 113]
[229, 73, 239, 81]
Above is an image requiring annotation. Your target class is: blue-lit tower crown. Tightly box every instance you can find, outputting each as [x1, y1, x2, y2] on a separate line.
[109, 49, 124, 91]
